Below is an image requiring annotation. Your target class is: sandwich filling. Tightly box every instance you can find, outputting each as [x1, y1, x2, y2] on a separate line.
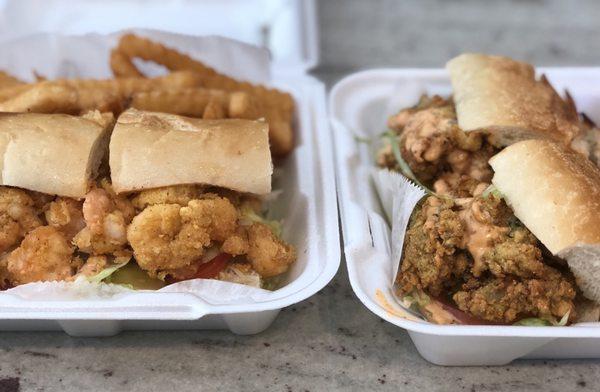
[378, 95, 499, 197]
[0, 182, 296, 291]
[397, 189, 578, 325]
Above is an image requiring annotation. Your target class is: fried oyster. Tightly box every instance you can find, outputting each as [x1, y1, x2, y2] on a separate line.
[397, 191, 577, 325]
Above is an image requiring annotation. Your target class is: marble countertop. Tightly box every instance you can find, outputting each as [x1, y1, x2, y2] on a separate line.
[2, 1, 600, 391]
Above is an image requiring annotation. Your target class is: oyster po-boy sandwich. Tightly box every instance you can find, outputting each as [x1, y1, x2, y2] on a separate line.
[397, 139, 600, 326]
[378, 53, 600, 197]
[0, 108, 296, 290]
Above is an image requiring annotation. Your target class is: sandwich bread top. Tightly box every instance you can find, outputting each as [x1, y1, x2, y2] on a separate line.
[447, 53, 580, 147]
[489, 139, 600, 254]
[0, 111, 112, 198]
[110, 109, 273, 195]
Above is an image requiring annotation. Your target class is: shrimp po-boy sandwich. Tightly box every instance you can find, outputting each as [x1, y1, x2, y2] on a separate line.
[0, 109, 296, 290]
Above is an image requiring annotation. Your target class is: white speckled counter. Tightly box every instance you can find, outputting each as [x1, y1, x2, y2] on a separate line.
[2, 1, 600, 390]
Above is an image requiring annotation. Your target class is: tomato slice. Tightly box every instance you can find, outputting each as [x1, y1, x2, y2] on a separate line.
[193, 253, 231, 279]
[434, 297, 503, 325]
[165, 253, 231, 284]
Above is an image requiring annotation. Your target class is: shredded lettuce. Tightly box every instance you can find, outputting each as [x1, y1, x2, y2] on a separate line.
[383, 131, 435, 195]
[241, 206, 282, 237]
[106, 263, 166, 290]
[514, 318, 552, 326]
[218, 264, 262, 288]
[513, 311, 570, 327]
[354, 135, 372, 144]
[482, 184, 503, 199]
[262, 274, 285, 291]
[86, 259, 129, 284]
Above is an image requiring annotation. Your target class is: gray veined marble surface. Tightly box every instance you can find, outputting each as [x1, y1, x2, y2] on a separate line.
[2, 1, 600, 391]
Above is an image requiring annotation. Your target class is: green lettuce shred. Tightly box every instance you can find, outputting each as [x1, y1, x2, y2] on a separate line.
[86, 259, 130, 284]
[482, 184, 503, 199]
[383, 131, 435, 195]
[513, 311, 570, 327]
[241, 206, 282, 237]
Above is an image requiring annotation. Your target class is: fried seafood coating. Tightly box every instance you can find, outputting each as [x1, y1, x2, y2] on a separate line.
[453, 276, 576, 324]
[73, 185, 135, 255]
[397, 197, 469, 298]
[131, 185, 202, 210]
[397, 194, 577, 324]
[127, 196, 238, 274]
[45, 198, 85, 240]
[246, 223, 296, 278]
[77, 255, 108, 277]
[6, 226, 79, 284]
[0, 187, 43, 253]
[378, 95, 496, 196]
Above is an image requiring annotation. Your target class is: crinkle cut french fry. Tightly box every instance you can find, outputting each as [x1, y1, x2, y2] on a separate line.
[0, 82, 79, 113]
[0, 84, 31, 103]
[202, 96, 227, 119]
[130, 88, 227, 117]
[0, 72, 203, 115]
[0, 71, 23, 89]
[110, 49, 144, 78]
[111, 34, 295, 155]
[228, 91, 260, 119]
[114, 34, 293, 111]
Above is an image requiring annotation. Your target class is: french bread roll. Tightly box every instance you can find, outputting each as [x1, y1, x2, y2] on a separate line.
[109, 109, 272, 195]
[0, 111, 113, 198]
[489, 139, 600, 301]
[447, 53, 580, 147]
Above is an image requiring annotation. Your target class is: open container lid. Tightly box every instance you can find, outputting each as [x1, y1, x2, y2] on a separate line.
[0, 0, 318, 74]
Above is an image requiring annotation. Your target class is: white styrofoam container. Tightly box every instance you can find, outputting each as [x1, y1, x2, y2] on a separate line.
[330, 68, 600, 366]
[0, 0, 341, 337]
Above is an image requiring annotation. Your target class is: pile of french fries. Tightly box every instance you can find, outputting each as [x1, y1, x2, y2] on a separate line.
[0, 34, 295, 157]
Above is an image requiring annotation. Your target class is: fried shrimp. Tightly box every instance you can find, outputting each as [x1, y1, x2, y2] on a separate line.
[6, 226, 78, 285]
[127, 197, 238, 274]
[0, 187, 43, 253]
[73, 186, 135, 255]
[131, 185, 201, 210]
[246, 223, 296, 278]
[45, 198, 85, 240]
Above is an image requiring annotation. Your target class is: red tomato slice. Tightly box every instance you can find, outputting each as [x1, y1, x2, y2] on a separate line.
[193, 253, 231, 279]
[165, 253, 231, 284]
[434, 297, 503, 325]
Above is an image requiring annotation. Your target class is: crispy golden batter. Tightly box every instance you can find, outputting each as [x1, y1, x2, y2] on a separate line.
[73, 185, 135, 255]
[77, 255, 108, 277]
[453, 277, 576, 324]
[131, 185, 202, 210]
[6, 226, 78, 284]
[127, 196, 238, 274]
[397, 197, 469, 297]
[398, 194, 577, 324]
[45, 198, 85, 240]
[246, 223, 296, 278]
[378, 95, 496, 196]
[0, 187, 43, 253]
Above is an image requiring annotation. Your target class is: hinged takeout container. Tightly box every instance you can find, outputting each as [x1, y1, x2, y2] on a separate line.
[330, 68, 600, 366]
[0, 0, 340, 336]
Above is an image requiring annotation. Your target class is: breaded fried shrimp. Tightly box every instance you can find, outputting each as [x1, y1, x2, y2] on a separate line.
[131, 185, 201, 210]
[246, 223, 296, 277]
[74, 186, 134, 254]
[127, 197, 238, 274]
[7, 226, 77, 284]
[0, 187, 43, 253]
[45, 198, 85, 239]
